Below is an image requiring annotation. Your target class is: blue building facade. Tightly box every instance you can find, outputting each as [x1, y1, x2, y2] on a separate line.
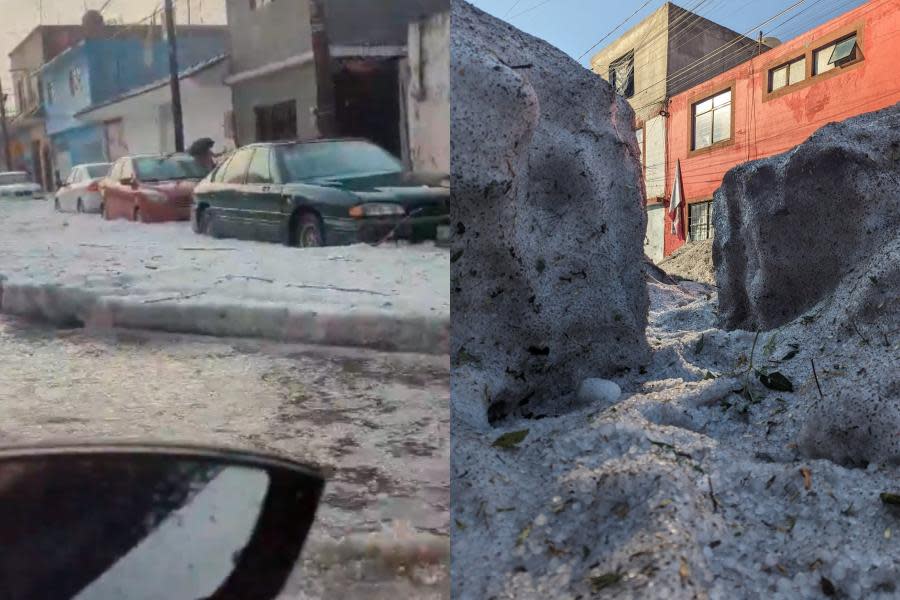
[40, 29, 226, 178]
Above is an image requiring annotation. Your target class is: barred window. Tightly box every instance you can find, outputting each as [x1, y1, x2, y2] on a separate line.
[688, 201, 713, 241]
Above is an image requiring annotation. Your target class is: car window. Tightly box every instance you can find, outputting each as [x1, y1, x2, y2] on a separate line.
[134, 156, 208, 182]
[211, 156, 233, 184]
[222, 149, 253, 185]
[66, 169, 79, 185]
[85, 164, 111, 179]
[277, 141, 403, 182]
[0, 173, 29, 185]
[245, 148, 272, 184]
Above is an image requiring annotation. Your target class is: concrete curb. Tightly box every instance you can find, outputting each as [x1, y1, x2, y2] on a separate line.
[0, 279, 449, 355]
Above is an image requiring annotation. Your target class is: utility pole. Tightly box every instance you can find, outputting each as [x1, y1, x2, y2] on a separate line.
[0, 78, 12, 171]
[164, 0, 185, 152]
[309, 0, 337, 138]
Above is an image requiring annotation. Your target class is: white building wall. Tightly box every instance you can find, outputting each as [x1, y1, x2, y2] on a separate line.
[644, 114, 666, 199]
[117, 83, 235, 156]
[406, 11, 449, 173]
[79, 63, 235, 159]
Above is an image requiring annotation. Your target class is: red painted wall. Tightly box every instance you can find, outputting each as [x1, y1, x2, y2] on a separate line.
[662, 0, 900, 255]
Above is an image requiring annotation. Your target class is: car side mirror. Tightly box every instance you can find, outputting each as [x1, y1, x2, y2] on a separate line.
[0, 443, 324, 599]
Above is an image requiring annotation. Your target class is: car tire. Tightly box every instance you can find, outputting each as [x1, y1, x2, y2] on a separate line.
[295, 213, 324, 248]
[76, 199, 84, 214]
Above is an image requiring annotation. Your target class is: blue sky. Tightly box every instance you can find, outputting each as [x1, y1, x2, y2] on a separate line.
[468, 0, 869, 66]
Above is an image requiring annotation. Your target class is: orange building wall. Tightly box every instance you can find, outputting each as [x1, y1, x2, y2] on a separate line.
[662, 0, 900, 255]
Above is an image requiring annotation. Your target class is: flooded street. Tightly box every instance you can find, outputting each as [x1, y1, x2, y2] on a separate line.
[0, 315, 449, 597]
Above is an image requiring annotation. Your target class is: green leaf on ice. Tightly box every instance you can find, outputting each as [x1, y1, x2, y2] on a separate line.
[492, 429, 529, 449]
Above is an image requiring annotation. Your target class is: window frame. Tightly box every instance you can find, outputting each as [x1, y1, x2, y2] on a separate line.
[767, 55, 806, 93]
[68, 67, 83, 96]
[813, 33, 859, 75]
[245, 148, 274, 185]
[687, 84, 735, 156]
[249, 0, 274, 11]
[763, 23, 864, 102]
[608, 50, 635, 99]
[635, 125, 645, 177]
[688, 200, 714, 242]
[221, 148, 254, 185]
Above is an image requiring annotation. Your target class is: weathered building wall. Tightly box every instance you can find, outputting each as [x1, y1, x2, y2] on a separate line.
[663, 0, 900, 255]
[76, 61, 234, 158]
[591, 4, 670, 122]
[324, 0, 447, 46]
[406, 11, 449, 173]
[230, 64, 319, 145]
[665, 3, 760, 97]
[225, 0, 316, 145]
[225, 0, 312, 75]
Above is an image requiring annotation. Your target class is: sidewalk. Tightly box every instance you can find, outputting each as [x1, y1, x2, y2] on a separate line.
[0, 200, 449, 354]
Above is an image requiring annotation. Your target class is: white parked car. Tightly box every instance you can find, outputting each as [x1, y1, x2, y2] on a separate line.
[54, 163, 112, 213]
[0, 171, 45, 200]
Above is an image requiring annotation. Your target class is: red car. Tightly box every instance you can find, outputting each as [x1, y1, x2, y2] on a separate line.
[100, 154, 210, 223]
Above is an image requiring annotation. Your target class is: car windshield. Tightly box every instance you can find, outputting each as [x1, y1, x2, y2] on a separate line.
[134, 156, 209, 181]
[0, 173, 30, 185]
[278, 141, 403, 181]
[85, 165, 111, 179]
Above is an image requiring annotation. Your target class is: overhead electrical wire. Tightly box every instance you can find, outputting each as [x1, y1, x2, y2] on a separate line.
[577, 0, 657, 60]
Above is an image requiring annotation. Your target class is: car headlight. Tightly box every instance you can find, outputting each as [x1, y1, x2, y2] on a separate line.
[349, 203, 406, 218]
[142, 190, 168, 204]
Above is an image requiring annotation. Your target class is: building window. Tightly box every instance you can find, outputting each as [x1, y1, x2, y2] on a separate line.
[609, 51, 634, 98]
[635, 127, 644, 169]
[254, 101, 297, 142]
[688, 201, 713, 241]
[68, 67, 83, 95]
[16, 80, 25, 111]
[814, 33, 858, 75]
[250, 0, 274, 9]
[769, 56, 805, 92]
[692, 89, 731, 151]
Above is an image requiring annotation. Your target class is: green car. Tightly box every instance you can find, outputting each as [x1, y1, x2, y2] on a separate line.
[191, 139, 449, 247]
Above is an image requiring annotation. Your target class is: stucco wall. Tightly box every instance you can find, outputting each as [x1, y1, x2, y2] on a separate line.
[225, 0, 312, 74]
[662, 0, 900, 256]
[324, 0, 448, 46]
[406, 11, 449, 173]
[591, 4, 670, 122]
[230, 64, 319, 145]
[666, 3, 760, 97]
[76, 62, 235, 158]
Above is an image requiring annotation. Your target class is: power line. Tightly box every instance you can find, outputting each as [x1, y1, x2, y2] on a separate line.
[626, 0, 816, 115]
[648, 0, 883, 104]
[577, 0, 657, 60]
[503, 0, 526, 18]
[509, 0, 554, 20]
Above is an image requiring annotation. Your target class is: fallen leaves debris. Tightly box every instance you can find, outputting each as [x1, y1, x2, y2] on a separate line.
[589, 572, 623, 592]
[679, 558, 691, 584]
[492, 429, 529, 449]
[880, 492, 900, 506]
[757, 371, 794, 392]
[800, 467, 812, 491]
